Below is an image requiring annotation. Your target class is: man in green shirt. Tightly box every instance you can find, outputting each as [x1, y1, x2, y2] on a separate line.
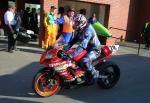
[44, 6, 57, 49]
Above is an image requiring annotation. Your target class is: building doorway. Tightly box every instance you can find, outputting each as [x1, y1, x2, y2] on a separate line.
[58, 0, 110, 44]
[58, 0, 110, 26]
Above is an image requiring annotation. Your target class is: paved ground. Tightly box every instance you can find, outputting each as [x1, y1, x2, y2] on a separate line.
[0, 39, 150, 103]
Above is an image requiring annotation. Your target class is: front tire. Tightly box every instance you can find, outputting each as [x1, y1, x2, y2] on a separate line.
[96, 61, 120, 89]
[33, 68, 61, 97]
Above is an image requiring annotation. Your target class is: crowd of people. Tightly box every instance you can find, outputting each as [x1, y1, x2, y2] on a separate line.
[43, 6, 97, 49]
[3, 5, 40, 53]
[22, 7, 40, 34]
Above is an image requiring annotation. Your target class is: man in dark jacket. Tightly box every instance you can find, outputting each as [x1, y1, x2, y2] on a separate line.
[22, 7, 30, 29]
[143, 22, 150, 50]
[30, 8, 39, 34]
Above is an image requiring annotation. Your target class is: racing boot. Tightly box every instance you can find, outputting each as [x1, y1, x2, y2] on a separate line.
[87, 69, 99, 85]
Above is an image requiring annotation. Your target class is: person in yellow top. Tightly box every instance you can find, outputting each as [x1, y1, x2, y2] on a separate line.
[44, 6, 57, 49]
[56, 8, 75, 44]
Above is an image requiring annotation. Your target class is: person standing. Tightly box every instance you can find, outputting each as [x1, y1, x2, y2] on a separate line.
[89, 13, 97, 24]
[56, 7, 65, 39]
[30, 8, 39, 34]
[44, 6, 57, 49]
[14, 11, 22, 30]
[37, 8, 40, 28]
[56, 8, 75, 44]
[143, 22, 150, 50]
[22, 7, 30, 29]
[4, 5, 16, 53]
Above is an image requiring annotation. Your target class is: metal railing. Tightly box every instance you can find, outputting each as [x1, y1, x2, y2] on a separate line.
[108, 27, 127, 41]
[108, 26, 143, 55]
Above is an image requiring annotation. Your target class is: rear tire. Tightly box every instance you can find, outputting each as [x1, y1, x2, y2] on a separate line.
[33, 68, 61, 97]
[96, 61, 120, 89]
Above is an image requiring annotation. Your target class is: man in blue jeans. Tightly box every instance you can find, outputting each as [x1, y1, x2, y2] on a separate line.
[64, 14, 101, 84]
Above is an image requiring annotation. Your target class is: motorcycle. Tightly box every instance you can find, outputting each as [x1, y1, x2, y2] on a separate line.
[33, 45, 120, 97]
[15, 27, 37, 43]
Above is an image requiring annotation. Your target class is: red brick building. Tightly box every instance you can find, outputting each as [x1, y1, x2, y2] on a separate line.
[1, 0, 150, 46]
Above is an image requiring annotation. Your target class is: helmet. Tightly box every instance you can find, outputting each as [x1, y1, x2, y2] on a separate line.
[73, 14, 87, 30]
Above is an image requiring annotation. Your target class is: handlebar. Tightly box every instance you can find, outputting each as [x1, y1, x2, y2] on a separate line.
[57, 50, 66, 58]
[57, 50, 72, 60]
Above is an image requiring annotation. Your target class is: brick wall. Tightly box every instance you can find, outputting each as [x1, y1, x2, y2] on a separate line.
[125, 0, 150, 42]
[78, 0, 131, 45]
[126, 0, 140, 42]
[137, 0, 150, 42]
[138, 0, 150, 27]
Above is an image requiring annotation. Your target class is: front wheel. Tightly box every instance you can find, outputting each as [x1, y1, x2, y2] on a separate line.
[97, 61, 120, 89]
[33, 69, 61, 97]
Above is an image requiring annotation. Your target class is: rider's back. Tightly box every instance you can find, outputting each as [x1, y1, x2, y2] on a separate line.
[81, 23, 101, 50]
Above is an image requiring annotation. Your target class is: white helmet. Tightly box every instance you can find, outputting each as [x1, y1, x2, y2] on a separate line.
[73, 14, 87, 30]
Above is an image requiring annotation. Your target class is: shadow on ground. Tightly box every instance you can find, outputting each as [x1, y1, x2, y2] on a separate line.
[0, 62, 42, 98]
[0, 39, 44, 54]
[57, 54, 150, 103]
[0, 54, 150, 103]
[18, 48, 44, 54]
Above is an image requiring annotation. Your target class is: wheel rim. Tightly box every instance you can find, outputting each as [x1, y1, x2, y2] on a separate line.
[35, 72, 60, 96]
[101, 66, 117, 86]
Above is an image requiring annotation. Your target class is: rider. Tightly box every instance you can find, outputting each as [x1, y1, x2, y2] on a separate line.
[64, 14, 101, 84]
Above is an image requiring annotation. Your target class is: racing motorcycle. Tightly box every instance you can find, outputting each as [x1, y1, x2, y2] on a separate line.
[33, 45, 120, 97]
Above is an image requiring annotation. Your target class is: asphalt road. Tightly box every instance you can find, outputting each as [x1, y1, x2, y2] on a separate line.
[0, 42, 150, 103]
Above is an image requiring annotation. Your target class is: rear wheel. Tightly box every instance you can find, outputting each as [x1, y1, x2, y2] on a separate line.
[33, 69, 61, 97]
[97, 61, 120, 89]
